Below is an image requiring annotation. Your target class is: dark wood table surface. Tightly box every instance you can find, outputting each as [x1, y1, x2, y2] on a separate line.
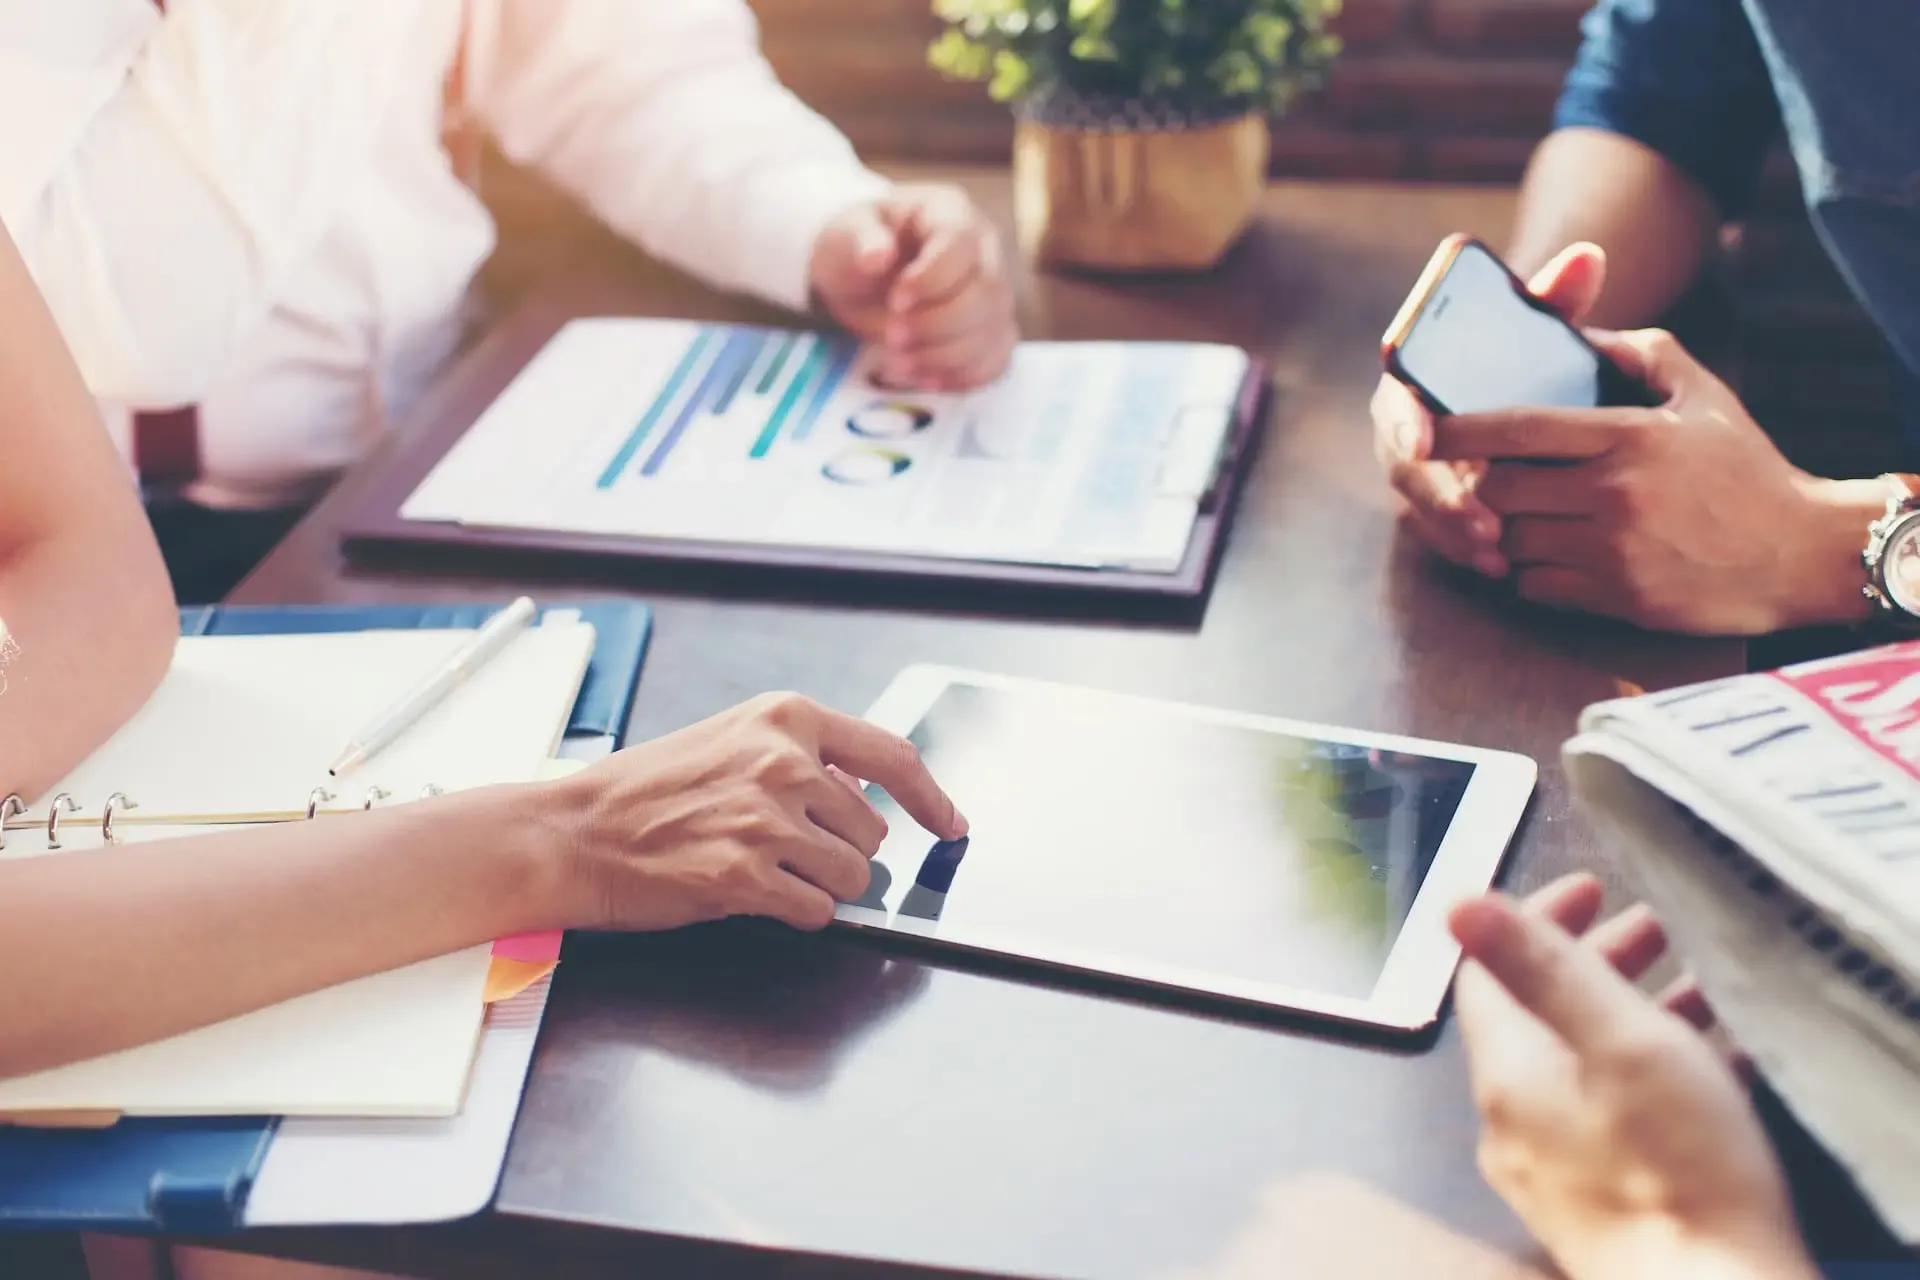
[214, 168, 1744, 1279]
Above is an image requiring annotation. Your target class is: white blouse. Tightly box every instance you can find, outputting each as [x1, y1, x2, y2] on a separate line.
[0, 0, 888, 509]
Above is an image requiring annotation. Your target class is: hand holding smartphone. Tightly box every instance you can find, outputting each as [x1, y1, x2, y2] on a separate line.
[1381, 235, 1660, 422]
[1377, 237, 1837, 635]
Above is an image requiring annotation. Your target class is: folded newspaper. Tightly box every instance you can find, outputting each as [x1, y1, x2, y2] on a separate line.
[1565, 641, 1920, 1242]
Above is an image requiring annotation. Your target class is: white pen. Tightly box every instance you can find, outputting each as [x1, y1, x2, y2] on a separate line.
[328, 596, 539, 777]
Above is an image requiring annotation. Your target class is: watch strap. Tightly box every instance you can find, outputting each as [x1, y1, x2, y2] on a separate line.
[1887, 473, 1920, 507]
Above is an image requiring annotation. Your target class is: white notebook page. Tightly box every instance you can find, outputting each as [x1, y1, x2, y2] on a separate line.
[16, 622, 595, 825]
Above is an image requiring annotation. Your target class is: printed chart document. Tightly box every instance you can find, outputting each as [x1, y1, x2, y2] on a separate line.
[401, 319, 1252, 572]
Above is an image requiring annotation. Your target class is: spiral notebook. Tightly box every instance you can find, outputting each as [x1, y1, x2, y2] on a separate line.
[0, 599, 653, 1233]
[0, 618, 596, 1118]
[2, 623, 594, 836]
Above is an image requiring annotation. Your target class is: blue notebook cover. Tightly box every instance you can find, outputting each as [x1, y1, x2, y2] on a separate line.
[0, 599, 650, 1232]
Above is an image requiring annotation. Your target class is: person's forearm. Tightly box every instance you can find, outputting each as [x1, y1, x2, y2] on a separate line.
[1574, 1219, 1821, 1280]
[0, 781, 573, 1078]
[478, 0, 888, 313]
[11, 3, 427, 403]
[0, 519, 175, 802]
[0, 209, 175, 800]
[1508, 128, 1725, 330]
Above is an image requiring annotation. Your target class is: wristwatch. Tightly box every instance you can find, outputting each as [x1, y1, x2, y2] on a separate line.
[1861, 473, 1920, 628]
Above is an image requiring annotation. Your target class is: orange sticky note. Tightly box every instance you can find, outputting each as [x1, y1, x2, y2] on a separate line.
[483, 957, 556, 1004]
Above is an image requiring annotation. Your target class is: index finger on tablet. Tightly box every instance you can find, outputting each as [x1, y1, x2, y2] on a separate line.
[816, 710, 967, 841]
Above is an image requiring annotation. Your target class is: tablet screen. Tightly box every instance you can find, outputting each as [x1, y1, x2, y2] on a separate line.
[855, 681, 1477, 999]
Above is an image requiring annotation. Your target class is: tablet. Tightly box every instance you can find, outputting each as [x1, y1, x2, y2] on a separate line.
[844, 667, 1537, 1032]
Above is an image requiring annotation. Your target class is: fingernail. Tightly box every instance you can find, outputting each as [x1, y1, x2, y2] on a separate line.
[1471, 514, 1499, 541]
[951, 809, 970, 838]
[886, 322, 909, 346]
[1473, 552, 1507, 577]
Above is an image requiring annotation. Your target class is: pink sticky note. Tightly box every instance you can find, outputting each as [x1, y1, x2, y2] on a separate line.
[492, 930, 563, 963]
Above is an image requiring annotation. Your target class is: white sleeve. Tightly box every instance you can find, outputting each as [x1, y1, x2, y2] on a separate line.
[0, 1, 427, 404]
[471, 0, 890, 314]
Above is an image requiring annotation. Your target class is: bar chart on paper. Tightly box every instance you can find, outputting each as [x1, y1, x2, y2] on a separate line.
[594, 326, 864, 486]
[401, 317, 1252, 571]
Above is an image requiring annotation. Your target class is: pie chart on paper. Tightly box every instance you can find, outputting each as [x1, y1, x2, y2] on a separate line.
[847, 400, 936, 439]
[822, 447, 913, 485]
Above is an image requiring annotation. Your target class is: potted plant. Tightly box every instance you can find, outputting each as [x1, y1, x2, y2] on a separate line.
[929, 0, 1340, 271]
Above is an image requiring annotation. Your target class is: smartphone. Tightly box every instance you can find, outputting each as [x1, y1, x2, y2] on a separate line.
[1381, 234, 1660, 416]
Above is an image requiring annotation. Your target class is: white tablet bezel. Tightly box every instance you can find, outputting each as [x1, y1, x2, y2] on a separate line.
[841, 665, 1538, 1033]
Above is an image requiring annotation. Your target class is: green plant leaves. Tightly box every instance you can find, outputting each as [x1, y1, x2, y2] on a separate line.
[989, 48, 1033, 99]
[926, 0, 1342, 114]
[1069, 32, 1120, 60]
[1243, 12, 1292, 61]
[927, 26, 994, 80]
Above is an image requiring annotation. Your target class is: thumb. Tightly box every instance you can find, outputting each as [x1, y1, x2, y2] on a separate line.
[1524, 242, 1607, 325]
[1371, 375, 1434, 464]
[838, 204, 901, 280]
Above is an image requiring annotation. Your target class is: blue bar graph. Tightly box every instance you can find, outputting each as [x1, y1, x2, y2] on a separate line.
[596, 324, 864, 485]
[749, 336, 827, 459]
[788, 340, 859, 442]
[595, 329, 716, 489]
[753, 333, 800, 396]
[710, 329, 771, 415]
[639, 328, 763, 477]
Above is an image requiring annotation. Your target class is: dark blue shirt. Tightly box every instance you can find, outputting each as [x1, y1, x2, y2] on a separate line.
[1555, 1, 1920, 456]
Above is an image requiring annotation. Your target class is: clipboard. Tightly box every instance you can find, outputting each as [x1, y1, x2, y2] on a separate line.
[339, 314, 1271, 606]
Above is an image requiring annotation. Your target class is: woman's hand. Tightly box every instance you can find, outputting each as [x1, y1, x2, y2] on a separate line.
[1452, 875, 1818, 1280]
[551, 692, 965, 932]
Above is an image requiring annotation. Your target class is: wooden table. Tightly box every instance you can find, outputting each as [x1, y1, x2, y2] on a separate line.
[218, 169, 1742, 1278]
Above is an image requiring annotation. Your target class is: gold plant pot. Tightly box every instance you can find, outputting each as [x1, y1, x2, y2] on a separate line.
[1012, 108, 1270, 273]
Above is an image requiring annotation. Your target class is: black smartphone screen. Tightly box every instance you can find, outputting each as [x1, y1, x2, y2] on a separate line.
[1395, 243, 1658, 414]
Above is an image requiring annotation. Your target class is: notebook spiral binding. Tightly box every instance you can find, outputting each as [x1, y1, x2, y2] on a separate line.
[0, 783, 447, 850]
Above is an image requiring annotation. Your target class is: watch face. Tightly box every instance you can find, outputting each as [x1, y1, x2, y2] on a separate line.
[1887, 516, 1920, 616]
